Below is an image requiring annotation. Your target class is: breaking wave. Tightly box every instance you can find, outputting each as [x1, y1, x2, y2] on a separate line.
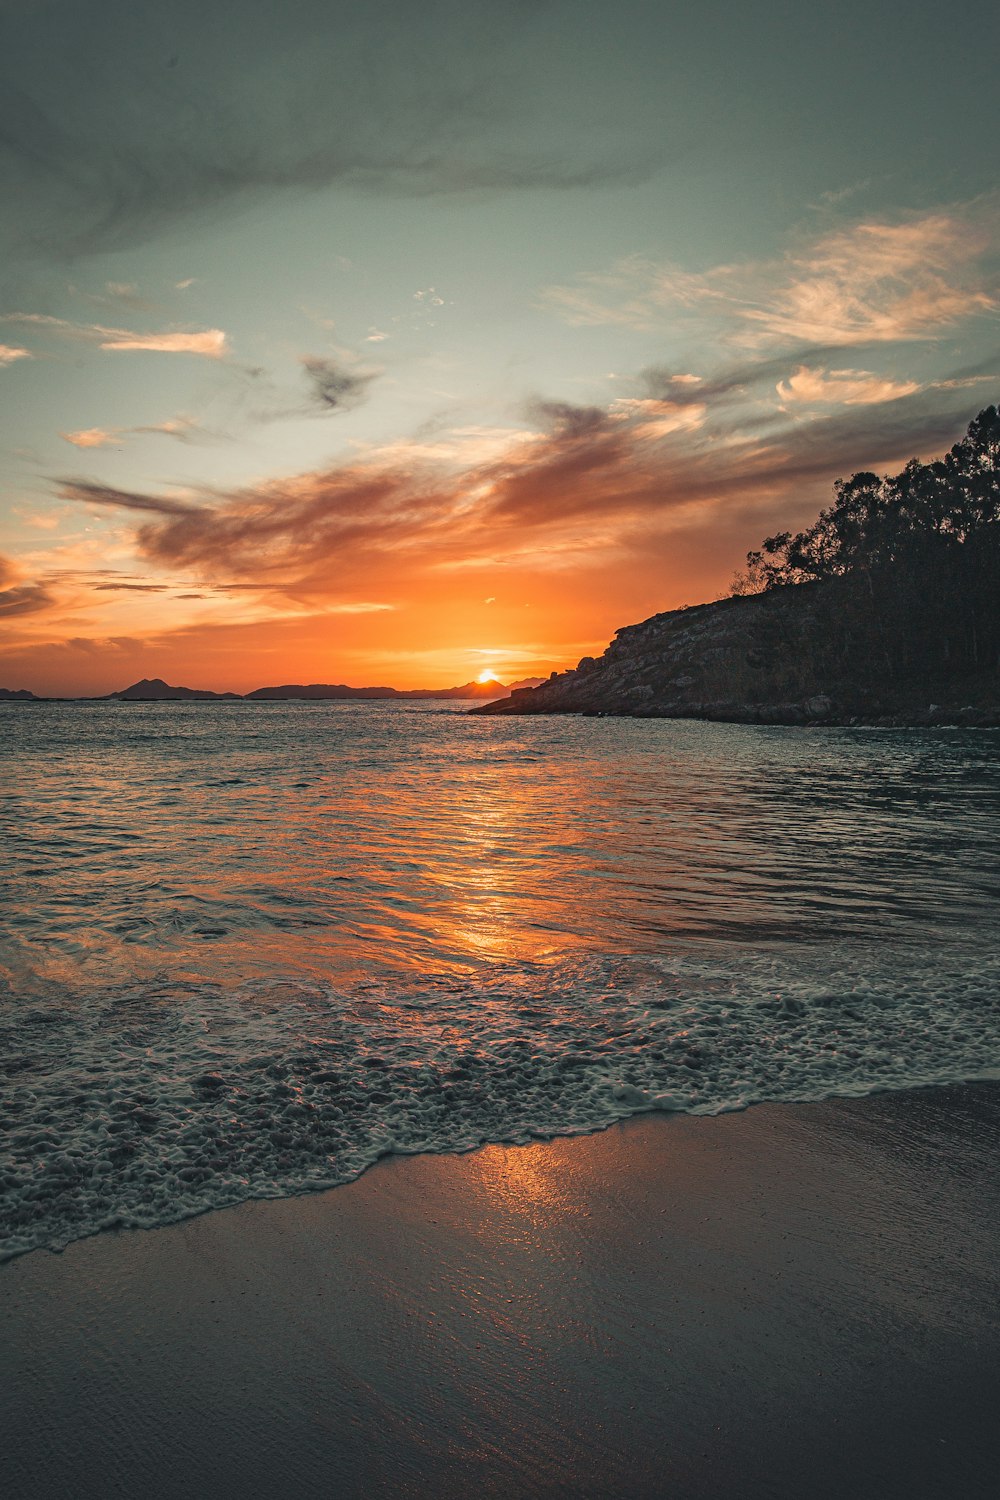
[3, 943, 999, 1261]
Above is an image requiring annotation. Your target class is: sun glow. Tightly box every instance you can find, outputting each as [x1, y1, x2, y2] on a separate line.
[477, 670, 502, 684]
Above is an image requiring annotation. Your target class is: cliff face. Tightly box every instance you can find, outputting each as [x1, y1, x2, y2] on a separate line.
[472, 587, 1000, 725]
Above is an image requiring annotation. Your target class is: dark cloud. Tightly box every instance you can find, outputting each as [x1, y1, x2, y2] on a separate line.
[526, 400, 611, 437]
[0, 553, 57, 617]
[93, 581, 168, 592]
[54, 383, 987, 598]
[0, 582, 57, 617]
[62, 635, 145, 656]
[0, 0, 651, 258]
[55, 480, 202, 517]
[301, 357, 377, 413]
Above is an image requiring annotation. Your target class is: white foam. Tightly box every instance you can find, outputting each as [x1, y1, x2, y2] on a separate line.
[2, 943, 999, 1261]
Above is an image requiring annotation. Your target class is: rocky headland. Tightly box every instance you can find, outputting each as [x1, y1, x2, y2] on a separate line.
[476, 405, 1000, 728]
[471, 587, 1000, 727]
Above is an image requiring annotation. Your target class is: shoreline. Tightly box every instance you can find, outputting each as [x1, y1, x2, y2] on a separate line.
[472, 702, 1000, 728]
[3, 1082, 999, 1498]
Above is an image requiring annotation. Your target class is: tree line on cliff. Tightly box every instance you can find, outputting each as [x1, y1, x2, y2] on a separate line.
[731, 404, 1000, 687]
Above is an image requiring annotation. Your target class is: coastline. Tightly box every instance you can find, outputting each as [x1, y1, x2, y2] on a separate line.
[472, 702, 1000, 728]
[3, 1083, 999, 1499]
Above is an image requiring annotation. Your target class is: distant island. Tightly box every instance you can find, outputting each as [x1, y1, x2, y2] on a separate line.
[474, 404, 1000, 727]
[0, 676, 545, 704]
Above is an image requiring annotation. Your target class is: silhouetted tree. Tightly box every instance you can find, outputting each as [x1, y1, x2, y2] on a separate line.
[731, 404, 1000, 693]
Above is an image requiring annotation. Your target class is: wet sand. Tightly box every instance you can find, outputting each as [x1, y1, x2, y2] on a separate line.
[3, 1083, 999, 1499]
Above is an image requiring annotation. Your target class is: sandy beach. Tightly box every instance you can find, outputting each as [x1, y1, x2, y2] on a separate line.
[2, 1082, 998, 1499]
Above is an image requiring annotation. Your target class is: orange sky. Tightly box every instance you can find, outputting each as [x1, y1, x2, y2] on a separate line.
[2, 1, 998, 695]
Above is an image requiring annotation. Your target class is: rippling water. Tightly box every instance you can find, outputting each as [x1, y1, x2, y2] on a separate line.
[2, 701, 999, 1259]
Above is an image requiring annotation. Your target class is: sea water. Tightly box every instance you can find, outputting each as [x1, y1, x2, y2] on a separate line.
[2, 700, 999, 1260]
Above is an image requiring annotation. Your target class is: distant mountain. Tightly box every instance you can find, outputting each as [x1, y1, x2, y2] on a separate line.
[246, 684, 397, 700]
[3, 675, 547, 705]
[399, 680, 514, 700]
[247, 680, 516, 701]
[108, 678, 243, 701]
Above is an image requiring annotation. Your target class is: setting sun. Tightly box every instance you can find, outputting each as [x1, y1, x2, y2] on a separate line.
[477, 670, 501, 684]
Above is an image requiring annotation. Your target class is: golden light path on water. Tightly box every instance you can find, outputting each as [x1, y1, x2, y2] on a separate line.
[1, 699, 1000, 1260]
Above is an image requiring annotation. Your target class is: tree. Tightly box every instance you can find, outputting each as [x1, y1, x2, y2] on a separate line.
[732, 404, 1000, 686]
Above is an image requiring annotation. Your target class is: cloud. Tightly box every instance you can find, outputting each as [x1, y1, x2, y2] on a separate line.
[526, 400, 609, 438]
[542, 207, 999, 348]
[246, 355, 380, 425]
[0, 554, 57, 618]
[301, 356, 377, 413]
[0, 583, 56, 618]
[323, 601, 395, 614]
[609, 397, 707, 438]
[61, 415, 212, 449]
[93, 280, 156, 311]
[0, 0, 651, 259]
[55, 377, 985, 607]
[777, 367, 921, 406]
[0, 343, 31, 364]
[98, 329, 227, 356]
[742, 217, 995, 346]
[2, 312, 227, 356]
[93, 581, 168, 592]
[57, 480, 201, 518]
[61, 428, 120, 449]
[132, 416, 211, 442]
[134, 420, 215, 441]
[642, 351, 836, 407]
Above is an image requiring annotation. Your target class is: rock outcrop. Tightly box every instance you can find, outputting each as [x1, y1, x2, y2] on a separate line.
[471, 588, 1000, 726]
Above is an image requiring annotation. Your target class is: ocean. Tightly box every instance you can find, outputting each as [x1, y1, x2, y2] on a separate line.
[2, 700, 999, 1261]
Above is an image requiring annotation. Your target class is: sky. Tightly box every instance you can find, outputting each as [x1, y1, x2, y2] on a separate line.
[1, 0, 998, 695]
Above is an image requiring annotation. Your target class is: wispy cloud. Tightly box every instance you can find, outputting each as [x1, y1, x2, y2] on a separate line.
[0, 343, 31, 365]
[60, 415, 213, 449]
[247, 354, 381, 425]
[2, 312, 228, 357]
[78, 280, 155, 312]
[60, 428, 120, 449]
[93, 580, 168, 592]
[301, 356, 378, 413]
[57, 480, 200, 518]
[132, 416, 210, 442]
[99, 329, 227, 356]
[609, 396, 707, 438]
[0, 554, 57, 618]
[55, 378, 986, 606]
[542, 207, 999, 348]
[741, 217, 996, 346]
[776, 366, 921, 406]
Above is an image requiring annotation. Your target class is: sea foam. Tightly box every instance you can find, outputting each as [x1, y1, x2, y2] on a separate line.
[2, 944, 998, 1261]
